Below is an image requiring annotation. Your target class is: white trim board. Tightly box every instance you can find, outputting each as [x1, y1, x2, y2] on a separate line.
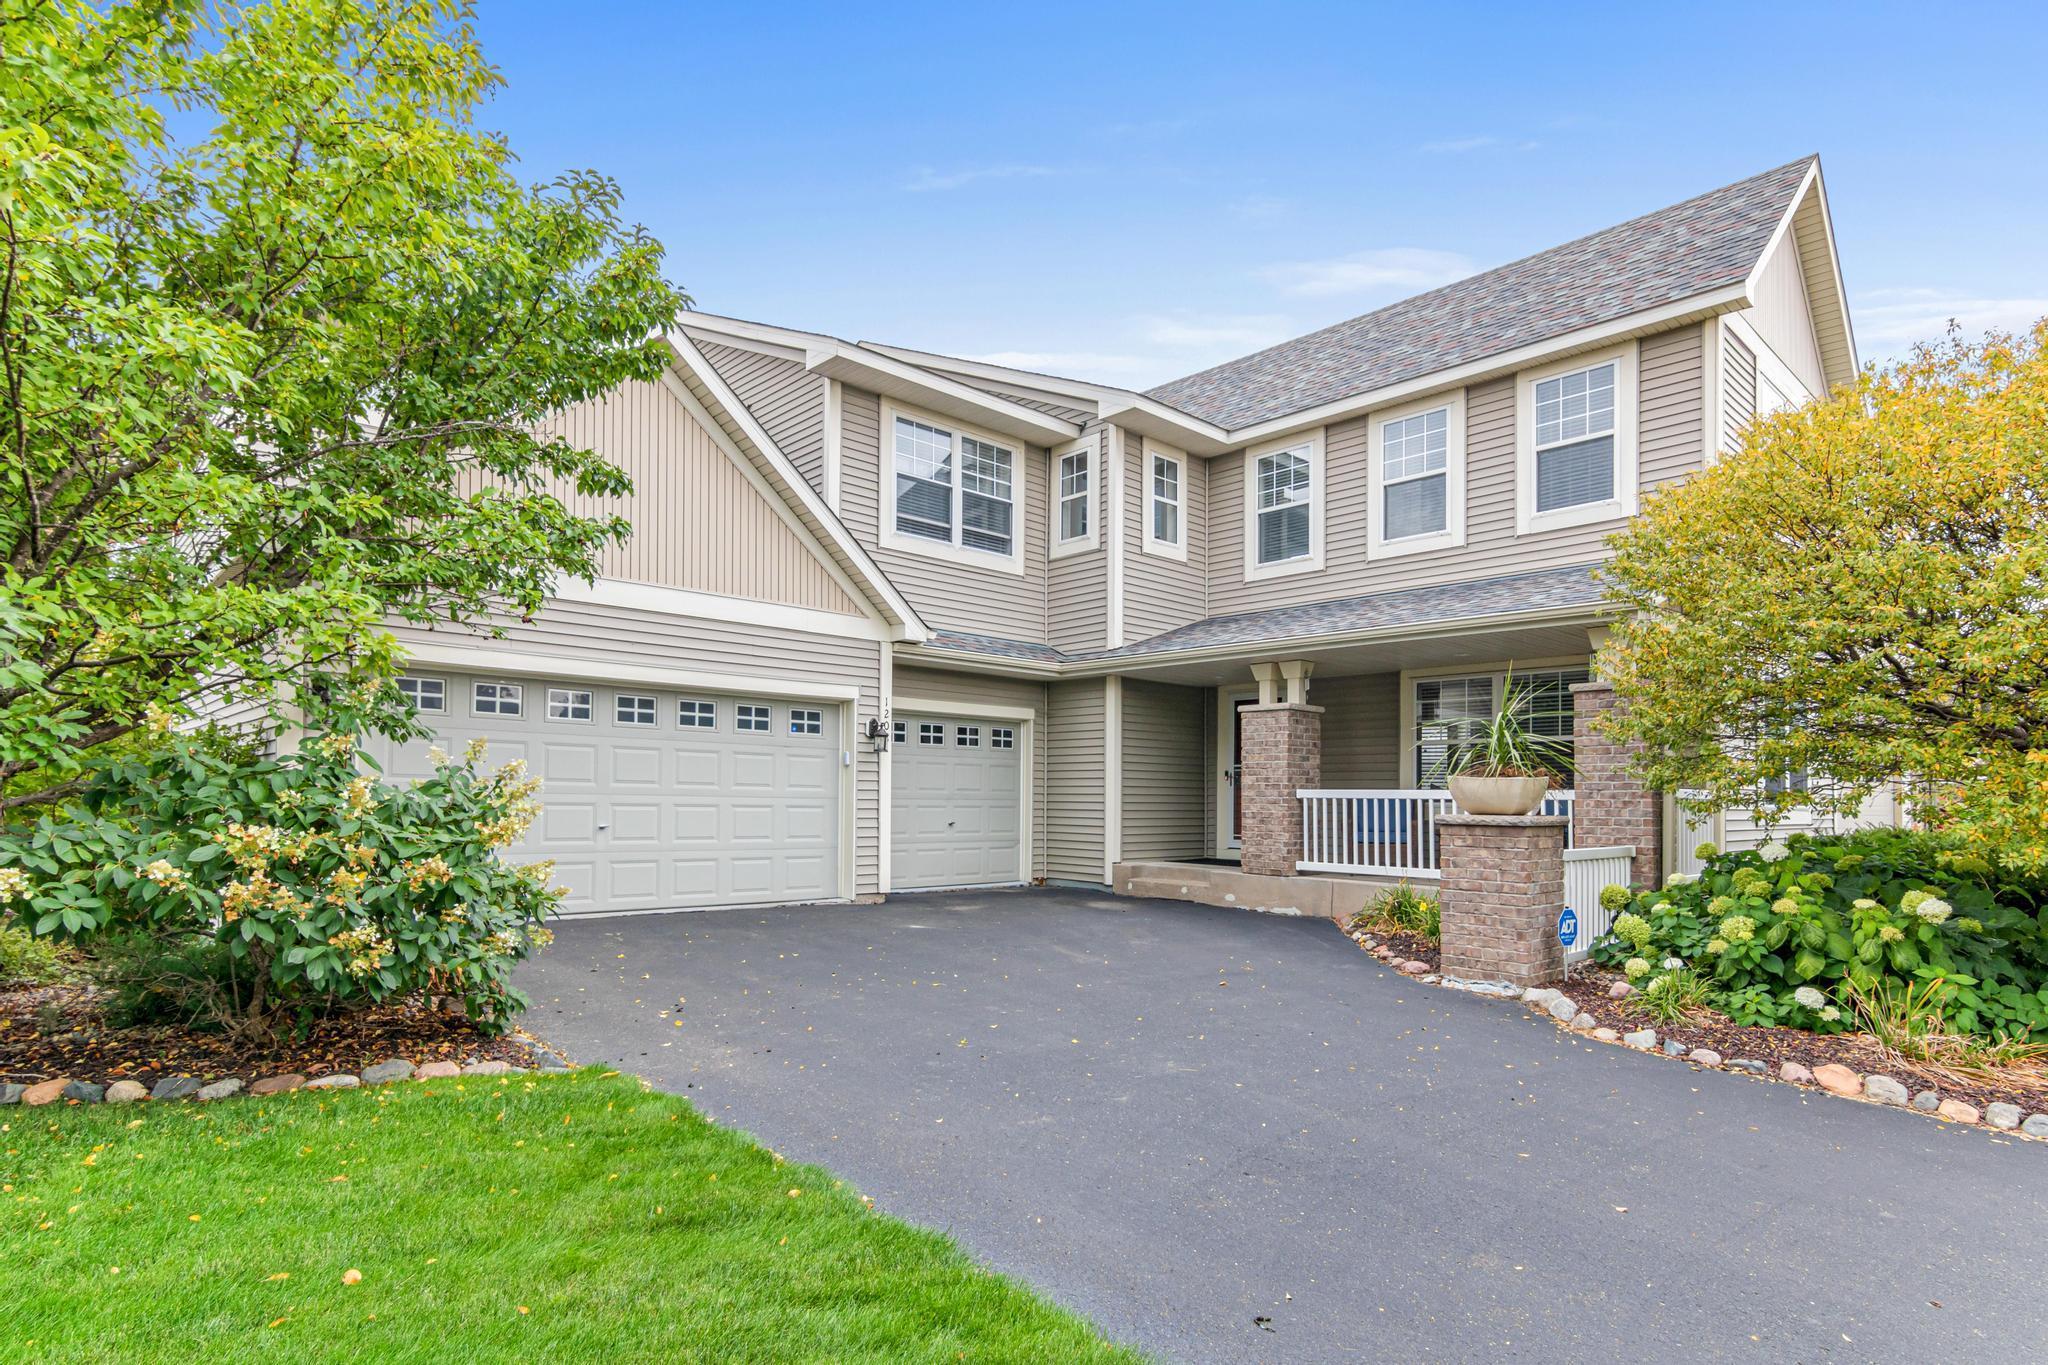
[551, 578, 897, 642]
[398, 641, 863, 704]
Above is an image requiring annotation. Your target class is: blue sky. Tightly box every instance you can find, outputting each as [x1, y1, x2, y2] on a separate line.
[474, 0, 2047, 389]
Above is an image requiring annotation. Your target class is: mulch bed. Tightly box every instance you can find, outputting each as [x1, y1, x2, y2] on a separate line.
[1361, 927, 1440, 973]
[0, 981, 554, 1088]
[1558, 961, 2048, 1118]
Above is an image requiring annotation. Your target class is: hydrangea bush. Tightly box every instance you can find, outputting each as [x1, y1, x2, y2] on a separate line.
[0, 694, 563, 1039]
[1591, 830, 2048, 1038]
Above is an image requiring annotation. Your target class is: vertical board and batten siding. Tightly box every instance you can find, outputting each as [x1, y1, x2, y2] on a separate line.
[1119, 680, 1207, 860]
[525, 380, 861, 615]
[1722, 333, 1759, 453]
[1122, 434, 1210, 643]
[1047, 425, 1110, 654]
[1315, 673, 1402, 788]
[839, 386, 1051, 643]
[693, 340, 830, 497]
[1045, 678, 1108, 882]
[389, 604, 885, 896]
[1745, 227, 1827, 397]
[891, 665, 1050, 880]
[1204, 324, 1708, 615]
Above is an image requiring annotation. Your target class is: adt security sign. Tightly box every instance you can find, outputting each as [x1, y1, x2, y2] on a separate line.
[1557, 907, 1579, 948]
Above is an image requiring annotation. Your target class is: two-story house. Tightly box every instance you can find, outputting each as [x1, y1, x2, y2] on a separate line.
[370, 156, 1857, 919]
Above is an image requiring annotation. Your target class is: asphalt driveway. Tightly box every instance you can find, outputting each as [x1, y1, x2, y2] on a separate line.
[517, 887, 2048, 1362]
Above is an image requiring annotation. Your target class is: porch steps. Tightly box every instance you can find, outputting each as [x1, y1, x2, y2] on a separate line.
[1112, 861, 1401, 923]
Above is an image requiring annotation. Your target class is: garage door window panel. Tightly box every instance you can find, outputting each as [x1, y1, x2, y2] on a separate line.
[548, 688, 593, 722]
[615, 694, 657, 726]
[473, 681, 522, 717]
[789, 708, 822, 736]
[738, 704, 771, 734]
[678, 700, 717, 729]
[398, 677, 445, 713]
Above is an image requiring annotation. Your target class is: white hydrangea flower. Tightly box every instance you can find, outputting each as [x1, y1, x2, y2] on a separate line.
[1662, 957, 1683, 971]
[1793, 986, 1826, 1009]
[1756, 840, 1790, 863]
[1913, 897, 1953, 925]
[1665, 872, 1697, 888]
[1819, 1005, 1841, 1022]
[1645, 975, 1669, 994]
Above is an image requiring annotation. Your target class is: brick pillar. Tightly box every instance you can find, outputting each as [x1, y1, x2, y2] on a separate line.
[1437, 813, 1568, 988]
[1238, 702, 1322, 877]
[1571, 681, 1660, 890]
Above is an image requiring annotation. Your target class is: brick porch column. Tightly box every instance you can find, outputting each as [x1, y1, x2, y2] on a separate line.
[1571, 680, 1660, 890]
[1437, 813, 1568, 988]
[1238, 702, 1321, 877]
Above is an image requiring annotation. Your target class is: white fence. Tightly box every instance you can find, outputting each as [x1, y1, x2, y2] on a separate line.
[1296, 789, 1577, 877]
[1562, 845, 1636, 963]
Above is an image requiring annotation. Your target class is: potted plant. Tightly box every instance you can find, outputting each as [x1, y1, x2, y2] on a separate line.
[1430, 669, 1574, 815]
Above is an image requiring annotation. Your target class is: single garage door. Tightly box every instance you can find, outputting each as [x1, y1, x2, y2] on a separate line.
[890, 713, 1023, 890]
[370, 671, 841, 915]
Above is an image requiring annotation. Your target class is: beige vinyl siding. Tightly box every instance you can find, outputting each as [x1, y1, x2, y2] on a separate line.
[1047, 426, 1109, 653]
[1122, 435, 1209, 644]
[530, 379, 861, 615]
[1316, 673, 1401, 788]
[1119, 680, 1206, 860]
[693, 340, 830, 497]
[1205, 325, 1709, 613]
[390, 602, 885, 896]
[1722, 332, 1759, 453]
[1746, 228, 1827, 397]
[839, 385, 1050, 642]
[1045, 678, 1108, 882]
[892, 664, 1050, 880]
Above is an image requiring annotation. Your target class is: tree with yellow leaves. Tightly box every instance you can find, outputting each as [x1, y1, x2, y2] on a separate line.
[1600, 321, 2048, 871]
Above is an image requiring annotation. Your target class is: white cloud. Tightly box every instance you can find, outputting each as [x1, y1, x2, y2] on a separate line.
[1257, 247, 1477, 298]
[1419, 135, 1539, 154]
[1852, 287, 2048, 355]
[1136, 313, 1294, 351]
[902, 163, 1061, 193]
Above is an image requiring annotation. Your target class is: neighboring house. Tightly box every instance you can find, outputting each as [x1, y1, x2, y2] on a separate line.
[369, 156, 1861, 917]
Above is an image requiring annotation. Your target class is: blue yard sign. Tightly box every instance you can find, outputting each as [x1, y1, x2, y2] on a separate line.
[1557, 907, 1579, 948]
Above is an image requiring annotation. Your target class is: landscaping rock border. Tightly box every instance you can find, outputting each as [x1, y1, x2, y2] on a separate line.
[0, 1050, 579, 1108]
[1347, 925, 2048, 1144]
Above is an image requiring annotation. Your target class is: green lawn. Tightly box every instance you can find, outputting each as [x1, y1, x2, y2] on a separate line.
[2, 1069, 1142, 1363]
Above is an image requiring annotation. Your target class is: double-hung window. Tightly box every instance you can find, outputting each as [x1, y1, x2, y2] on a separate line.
[1144, 445, 1185, 557]
[1518, 345, 1636, 532]
[888, 407, 1017, 565]
[1370, 393, 1464, 557]
[1245, 431, 1322, 577]
[1053, 441, 1094, 554]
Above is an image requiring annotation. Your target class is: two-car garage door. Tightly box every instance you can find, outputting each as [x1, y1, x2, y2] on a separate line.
[372, 671, 841, 916]
[889, 712, 1024, 891]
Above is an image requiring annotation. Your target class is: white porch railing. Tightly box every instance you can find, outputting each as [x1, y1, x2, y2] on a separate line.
[1562, 845, 1635, 963]
[1296, 789, 1576, 877]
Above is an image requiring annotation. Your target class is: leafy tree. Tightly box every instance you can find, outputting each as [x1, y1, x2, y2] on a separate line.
[0, 0, 686, 807]
[1600, 322, 2048, 871]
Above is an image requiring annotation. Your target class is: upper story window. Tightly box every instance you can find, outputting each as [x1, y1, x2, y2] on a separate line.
[1243, 429, 1323, 580]
[886, 405, 1020, 570]
[1517, 344, 1637, 534]
[1144, 445, 1185, 559]
[1369, 393, 1465, 559]
[1052, 441, 1095, 556]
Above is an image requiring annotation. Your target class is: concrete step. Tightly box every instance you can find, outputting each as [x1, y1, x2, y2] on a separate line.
[1121, 877, 1199, 901]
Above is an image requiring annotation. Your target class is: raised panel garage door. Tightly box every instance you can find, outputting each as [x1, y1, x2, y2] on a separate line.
[890, 714, 1023, 891]
[369, 671, 841, 915]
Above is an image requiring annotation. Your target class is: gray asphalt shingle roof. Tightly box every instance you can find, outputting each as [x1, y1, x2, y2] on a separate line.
[1145, 158, 1815, 429]
[920, 562, 1608, 667]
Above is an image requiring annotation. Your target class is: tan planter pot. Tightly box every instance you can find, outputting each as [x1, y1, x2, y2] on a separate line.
[1448, 774, 1551, 816]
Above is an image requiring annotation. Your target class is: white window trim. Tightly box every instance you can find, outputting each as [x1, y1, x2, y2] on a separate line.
[1515, 342, 1639, 535]
[878, 398, 1026, 576]
[1049, 436, 1099, 559]
[471, 680, 523, 718]
[1141, 440, 1188, 561]
[1396, 655, 1593, 787]
[677, 699, 719, 730]
[1241, 428, 1325, 582]
[398, 676, 447, 713]
[736, 703, 772, 733]
[545, 687, 595, 723]
[1367, 390, 1466, 561]
[614, 693, 658, 726]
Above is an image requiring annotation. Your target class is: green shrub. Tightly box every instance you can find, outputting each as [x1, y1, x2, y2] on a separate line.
[1355, 883, 1441, 942]
[0, 708, 564, 1040]
[0, 918, 69, 985]
[1591, 829, 2048, 1038]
